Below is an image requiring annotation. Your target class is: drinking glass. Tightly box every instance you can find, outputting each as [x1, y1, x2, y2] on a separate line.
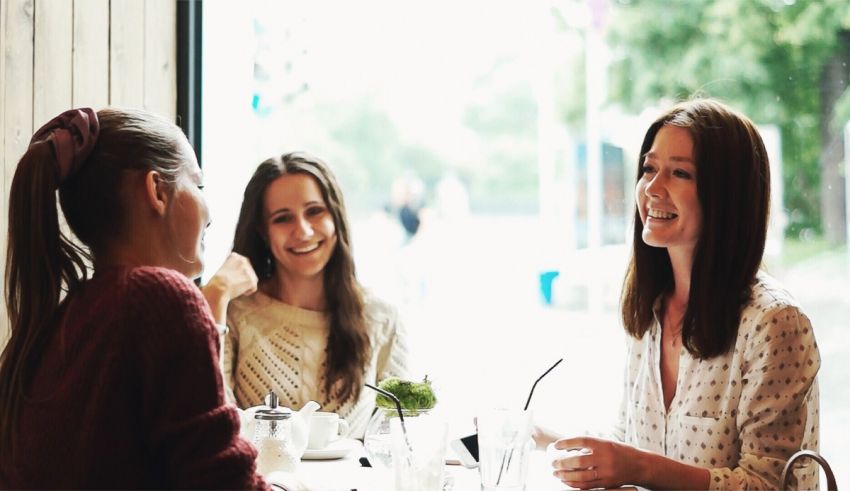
[477, 408, 533, 491]
[364, 407, 431, 473]
[390, 413, 448, 491]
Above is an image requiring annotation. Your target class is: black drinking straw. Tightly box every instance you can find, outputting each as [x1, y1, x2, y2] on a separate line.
[364, 383, 405, 423]
[524, 358, 563, 410]
[364, 383, 414, 462]
[496, 357, 564, 485]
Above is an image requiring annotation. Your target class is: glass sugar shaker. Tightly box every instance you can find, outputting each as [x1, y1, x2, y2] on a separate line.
[253, 391, 298, 474]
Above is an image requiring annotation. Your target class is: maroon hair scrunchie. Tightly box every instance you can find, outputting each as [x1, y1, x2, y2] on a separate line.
[29, 107, 100, 183]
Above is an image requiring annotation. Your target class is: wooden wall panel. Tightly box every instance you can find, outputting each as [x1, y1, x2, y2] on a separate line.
[2, 0, 34, 187]
[144, 0, 177, 120]
[109, 0, 145, 108]
[2, 0, 36, 345]
[73, 0, 110, 109]
[0, 0, 8, 344]
[0, 0, 178, 346]
[33, 0, 73, 127]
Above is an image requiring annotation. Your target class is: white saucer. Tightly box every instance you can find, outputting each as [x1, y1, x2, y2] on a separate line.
[302, 438, 360, 460]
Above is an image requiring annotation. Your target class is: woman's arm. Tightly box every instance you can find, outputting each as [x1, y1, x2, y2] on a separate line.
[202, 252, 258, 324]
[222, 319, 240, 405]
[551, 436, 710, 490]
[129, 268, 266, 489]
[375, 302, 410, 380]
[552, 305, 821, 491]
[707, 305, 821, 490]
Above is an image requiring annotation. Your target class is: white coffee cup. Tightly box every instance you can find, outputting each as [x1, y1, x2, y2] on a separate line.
[308, 412, 349, 450]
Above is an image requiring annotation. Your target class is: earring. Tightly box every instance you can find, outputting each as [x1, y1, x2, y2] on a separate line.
[264, 252, 273, 279]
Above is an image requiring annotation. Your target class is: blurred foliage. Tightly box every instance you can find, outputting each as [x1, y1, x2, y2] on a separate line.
[462, 60, 540, 212]
[305, 64, 541, 214]
[555, 50, 588, 131]
[312, 97, 449, 212]
[779, 237, 844, 268]
[602, 0, 850, 238]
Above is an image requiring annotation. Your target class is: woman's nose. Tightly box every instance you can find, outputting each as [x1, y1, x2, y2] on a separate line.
[644, 173, 666, 198]
[293, 217, 314, 238]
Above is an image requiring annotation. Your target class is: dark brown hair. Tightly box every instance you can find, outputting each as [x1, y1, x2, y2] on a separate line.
[233, 152, 369, 404]
[1, 108, 189, 458]
[621, 98, 770, 358]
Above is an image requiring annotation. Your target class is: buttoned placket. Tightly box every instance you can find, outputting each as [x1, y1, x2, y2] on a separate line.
[651, 317, 686, 458]
[649, 324, 668, 455]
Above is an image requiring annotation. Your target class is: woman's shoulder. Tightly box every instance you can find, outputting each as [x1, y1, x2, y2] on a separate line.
[746, 271, 803, 315]
[228, 289, 271, 316]
[362, 290, 402, 333]
[98, 266, 215, 341]
[109, 265, 202, 304]
[228, 290, 328, 331]
[738, 271, 814, 344]
[362, 290, 399, 318]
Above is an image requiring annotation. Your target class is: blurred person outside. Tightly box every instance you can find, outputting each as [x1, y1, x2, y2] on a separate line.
[389, 173, 425, 242]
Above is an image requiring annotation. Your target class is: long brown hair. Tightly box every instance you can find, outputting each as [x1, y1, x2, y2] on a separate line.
[233, 152, 369, 404]
[621, 98, 770, 358]
[1, 108, 189, 458]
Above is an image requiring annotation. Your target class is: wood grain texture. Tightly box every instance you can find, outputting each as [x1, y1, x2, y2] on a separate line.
[0, 0, 8, 343]
[33, 0, 73, 127]
[1, 0, 35, 345]
[109, 0, 144, 107]
[73, 0, 109, 109]
[0, 0, 178, 345]
[143, 0, 176, 120]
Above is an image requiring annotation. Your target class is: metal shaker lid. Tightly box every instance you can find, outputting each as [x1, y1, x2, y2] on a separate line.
[254, 390, 292, 420]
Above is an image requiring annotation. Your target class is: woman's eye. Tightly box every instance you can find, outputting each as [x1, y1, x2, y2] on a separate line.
[306, 206, 326, 217]
[673, 169, 693, 179]
[641, 164, 656, 174]
[273, 215, 292, 224]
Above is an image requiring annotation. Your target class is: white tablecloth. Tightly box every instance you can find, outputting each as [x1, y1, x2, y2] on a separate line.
[270, 441, 576, 490]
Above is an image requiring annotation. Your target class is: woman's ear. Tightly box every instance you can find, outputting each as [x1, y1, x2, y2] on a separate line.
[143, 170, 169, 216]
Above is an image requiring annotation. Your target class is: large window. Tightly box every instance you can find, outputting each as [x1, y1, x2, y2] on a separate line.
[204, 1, 850, 483]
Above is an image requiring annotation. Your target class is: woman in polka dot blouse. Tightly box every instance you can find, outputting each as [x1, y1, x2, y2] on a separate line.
[542, 99, 820, 490]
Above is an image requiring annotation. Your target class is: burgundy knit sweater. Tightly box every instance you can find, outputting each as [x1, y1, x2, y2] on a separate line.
[0, 266, 269, 489]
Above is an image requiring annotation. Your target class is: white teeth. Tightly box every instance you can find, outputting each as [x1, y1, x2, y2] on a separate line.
[291, 243, 320, 254]
[648, 208, 677, 219]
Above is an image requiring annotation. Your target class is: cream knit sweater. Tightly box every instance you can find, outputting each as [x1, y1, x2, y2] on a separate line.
[223, 290, 408, 438]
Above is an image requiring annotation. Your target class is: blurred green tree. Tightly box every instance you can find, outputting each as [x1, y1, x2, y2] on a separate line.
[316, 97, 448, 212]
[463, 61, 540, 212]
[603, 0, 850, 243]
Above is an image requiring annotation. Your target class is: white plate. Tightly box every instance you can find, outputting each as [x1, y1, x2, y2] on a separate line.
[302, 438, 360, 460]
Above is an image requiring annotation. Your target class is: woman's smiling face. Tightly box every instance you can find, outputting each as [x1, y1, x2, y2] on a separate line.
[636, 124, 702, 254]
[263, 172, 337, 280]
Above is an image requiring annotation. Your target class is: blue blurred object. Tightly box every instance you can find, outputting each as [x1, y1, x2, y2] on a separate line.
[539, 271, 560, 306]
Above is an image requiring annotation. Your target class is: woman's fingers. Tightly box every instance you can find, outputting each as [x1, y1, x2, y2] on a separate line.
[553, 466, 601, 486]
[219, 252, 258, 297]
[552, 453, 593, 470]
[554, 436, 595, 450]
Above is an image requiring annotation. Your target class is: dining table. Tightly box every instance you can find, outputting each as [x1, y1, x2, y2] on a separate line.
[266, 440, 634, 491]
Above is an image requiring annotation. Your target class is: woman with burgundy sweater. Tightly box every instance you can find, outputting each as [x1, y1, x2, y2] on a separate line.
[0, 108, 282, 488]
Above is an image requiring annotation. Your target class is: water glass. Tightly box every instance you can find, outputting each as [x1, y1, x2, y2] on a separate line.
[390, 414, 448, 491]
[477, 408, 533, 491]
[364, 408, 431, 473]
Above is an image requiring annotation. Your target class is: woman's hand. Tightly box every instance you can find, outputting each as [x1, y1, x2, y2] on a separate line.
[550, 436, 648, 490]
[202, 252, 258, 323]
[532, 424, 562, 450]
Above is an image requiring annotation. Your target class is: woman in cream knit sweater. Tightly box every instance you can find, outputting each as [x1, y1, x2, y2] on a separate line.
[222, 152, 408, 438]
